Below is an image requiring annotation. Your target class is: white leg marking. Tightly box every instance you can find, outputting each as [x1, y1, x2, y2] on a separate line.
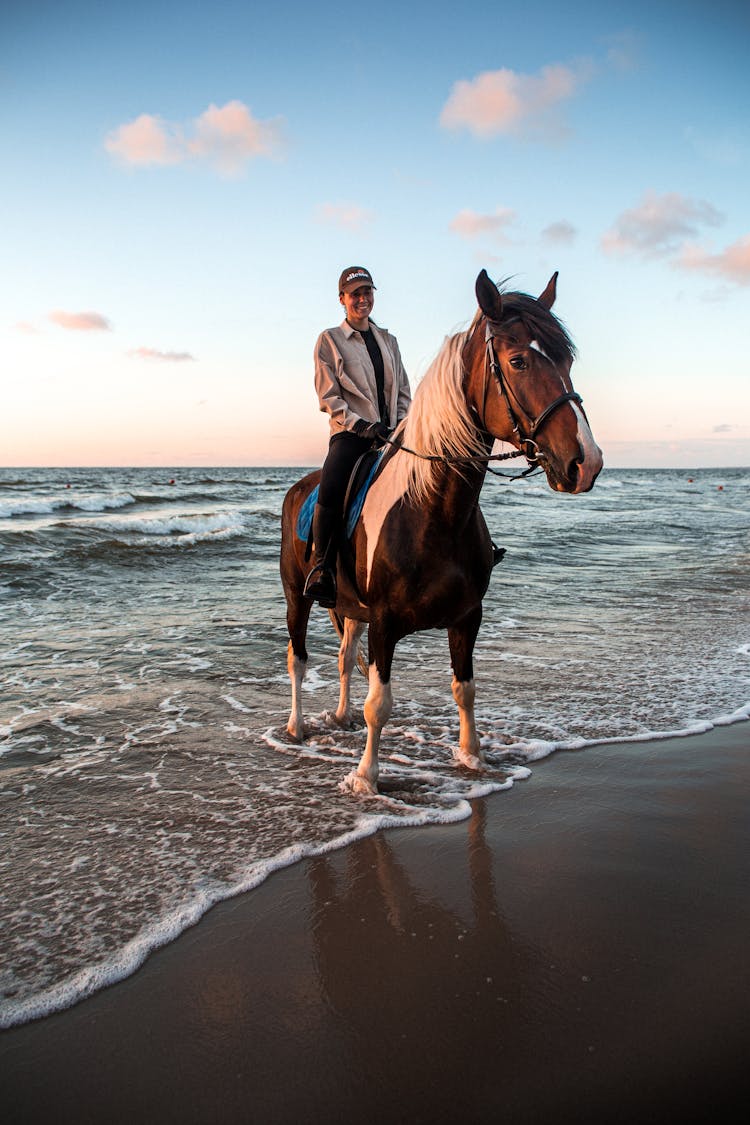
[286, 643, 306, 741]
[344, 664, 392, 795]
[452, 676, 484, 768]
[335, 618, 366, 727]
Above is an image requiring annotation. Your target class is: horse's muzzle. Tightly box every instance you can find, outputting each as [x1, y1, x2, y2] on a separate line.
[543, 438, 603, 494]
[566, 442, 604, 493]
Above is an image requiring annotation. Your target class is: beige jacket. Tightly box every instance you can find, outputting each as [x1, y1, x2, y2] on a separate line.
[314, 320, 411, 435]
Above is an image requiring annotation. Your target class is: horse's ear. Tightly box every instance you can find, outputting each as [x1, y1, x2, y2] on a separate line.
[475, 269, 503, 321]
[538, 272, 558, 310]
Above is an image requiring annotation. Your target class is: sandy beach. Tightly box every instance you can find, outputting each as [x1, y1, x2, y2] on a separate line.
[2, 722, 748, 1124]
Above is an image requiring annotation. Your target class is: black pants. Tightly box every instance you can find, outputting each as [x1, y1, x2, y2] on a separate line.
[318, 431, 373, 513]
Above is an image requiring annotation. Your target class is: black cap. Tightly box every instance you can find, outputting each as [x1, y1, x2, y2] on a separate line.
[338, 266, 376, 294]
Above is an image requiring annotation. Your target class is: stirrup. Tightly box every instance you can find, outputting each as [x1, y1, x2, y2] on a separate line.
[303, 563, 337, 608]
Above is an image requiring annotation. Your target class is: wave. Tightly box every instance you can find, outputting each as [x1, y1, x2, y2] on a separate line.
[129, 490, 235, 505]
[65, 534, 241, 565]
[594, 477, 624, 489]
[193, 476, 279, 488]
[64, 511, 244, 537]
[0, 493, 136, 519]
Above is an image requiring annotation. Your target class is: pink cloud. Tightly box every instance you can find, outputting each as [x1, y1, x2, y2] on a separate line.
[128, 347, 195, 362]
[315, 202, 375, 232]
[449, 207, 516, 240]
[675, 234, 750, 285]
[188, 101, 283, 174]
[440, 63, 584, 141]
[49, 310, 112, 332]
[105, 101, 284, 174]
[601, 191, 724, 258]
[105, 114, 183, 166]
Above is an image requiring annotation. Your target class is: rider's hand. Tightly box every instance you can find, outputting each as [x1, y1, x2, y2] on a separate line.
[355, 420, 392, 444]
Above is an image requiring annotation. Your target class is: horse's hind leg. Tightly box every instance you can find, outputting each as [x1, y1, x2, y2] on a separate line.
[449, 608, 484, 768]
[286, 593, 311, 741]
[335, 617, 366, 728]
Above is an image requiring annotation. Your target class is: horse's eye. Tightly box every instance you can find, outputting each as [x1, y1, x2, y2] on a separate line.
[509, 356, 527, 371]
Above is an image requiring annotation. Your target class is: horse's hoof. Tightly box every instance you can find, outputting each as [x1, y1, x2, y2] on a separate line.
[286, 721, 305, 742]
[323, 709, 352, 730]
[341, 770, 378, 797]
[454, 748, 485, 771]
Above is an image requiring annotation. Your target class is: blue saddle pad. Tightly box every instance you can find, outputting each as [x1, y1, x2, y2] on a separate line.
[296, 451, 384, 542]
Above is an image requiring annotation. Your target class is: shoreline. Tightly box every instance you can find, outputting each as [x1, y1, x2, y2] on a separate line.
[2, 722, 749, 1122]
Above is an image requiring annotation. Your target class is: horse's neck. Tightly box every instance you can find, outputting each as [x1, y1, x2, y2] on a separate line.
[360, 451, 486, 581]
[427, 460, 488, 528]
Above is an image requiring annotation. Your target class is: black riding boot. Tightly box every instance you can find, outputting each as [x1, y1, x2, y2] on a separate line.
[303, 503, 339, 608]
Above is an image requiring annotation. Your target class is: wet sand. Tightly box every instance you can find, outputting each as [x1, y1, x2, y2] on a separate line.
[2, 723, 749, 1124]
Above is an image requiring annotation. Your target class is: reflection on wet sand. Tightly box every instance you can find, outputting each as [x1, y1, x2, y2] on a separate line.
[308, 803, 535, 1074]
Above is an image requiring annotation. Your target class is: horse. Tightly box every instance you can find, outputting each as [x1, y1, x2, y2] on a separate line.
[279, 270, 603, 794]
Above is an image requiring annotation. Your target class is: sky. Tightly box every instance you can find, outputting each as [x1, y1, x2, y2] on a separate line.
[2, 0, 749, 468]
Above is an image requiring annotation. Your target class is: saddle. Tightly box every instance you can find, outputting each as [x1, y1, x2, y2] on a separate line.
[296, 448, 384, 554]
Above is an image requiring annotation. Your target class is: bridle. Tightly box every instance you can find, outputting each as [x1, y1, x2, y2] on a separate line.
[482, 317, 583, 465]
[382, 313, 584, 478]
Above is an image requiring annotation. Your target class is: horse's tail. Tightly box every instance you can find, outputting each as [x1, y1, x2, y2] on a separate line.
[328, 609, 368, 678]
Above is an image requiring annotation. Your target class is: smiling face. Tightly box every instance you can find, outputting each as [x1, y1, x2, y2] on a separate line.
[340, 284, 375, 330]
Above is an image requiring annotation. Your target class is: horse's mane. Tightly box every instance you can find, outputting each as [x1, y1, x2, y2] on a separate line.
[399, 287, 575, 502]
[398, 313, 481, 503]
[492, 290, 576, 366]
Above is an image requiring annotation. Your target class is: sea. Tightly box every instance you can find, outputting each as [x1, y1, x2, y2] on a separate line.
[1, 465, 748, 1028]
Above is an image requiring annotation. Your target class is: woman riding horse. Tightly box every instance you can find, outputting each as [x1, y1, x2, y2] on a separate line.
[281, 270, 603, 795]
[303, 267, 412, 608]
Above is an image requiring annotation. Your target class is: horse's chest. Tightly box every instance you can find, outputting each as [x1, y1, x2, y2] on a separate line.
[365, 536, 486, 626]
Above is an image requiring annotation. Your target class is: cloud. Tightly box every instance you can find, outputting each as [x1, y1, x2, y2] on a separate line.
[12, 321, 38, 334]
[713, 424, 734, 433]
[675, 234, 750, 286]
[187, 101, 283, 174]
[49, 310, 112, 331]
[314, 202, 375, 232]
[104, 113, 183, 166]
[128, 347, 195, 362]
[449, 207, 516, 241]
[601, 192, 724, 258]
[439, 63, 585, 141]
[105, 100, 284, 174]
[541, 220, 577, 245]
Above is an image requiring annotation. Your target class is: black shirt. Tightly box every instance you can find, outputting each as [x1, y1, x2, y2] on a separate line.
[361, 328, 387, 424]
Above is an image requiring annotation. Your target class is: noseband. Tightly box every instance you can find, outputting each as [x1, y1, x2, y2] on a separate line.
[483, 318, 583, 462]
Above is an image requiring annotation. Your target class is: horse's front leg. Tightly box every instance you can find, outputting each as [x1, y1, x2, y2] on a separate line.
[285, 594, 311, 741]
[345, 618, 395, 796]
[448, 608, 484, 769]
[334, 617, 366, 727]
